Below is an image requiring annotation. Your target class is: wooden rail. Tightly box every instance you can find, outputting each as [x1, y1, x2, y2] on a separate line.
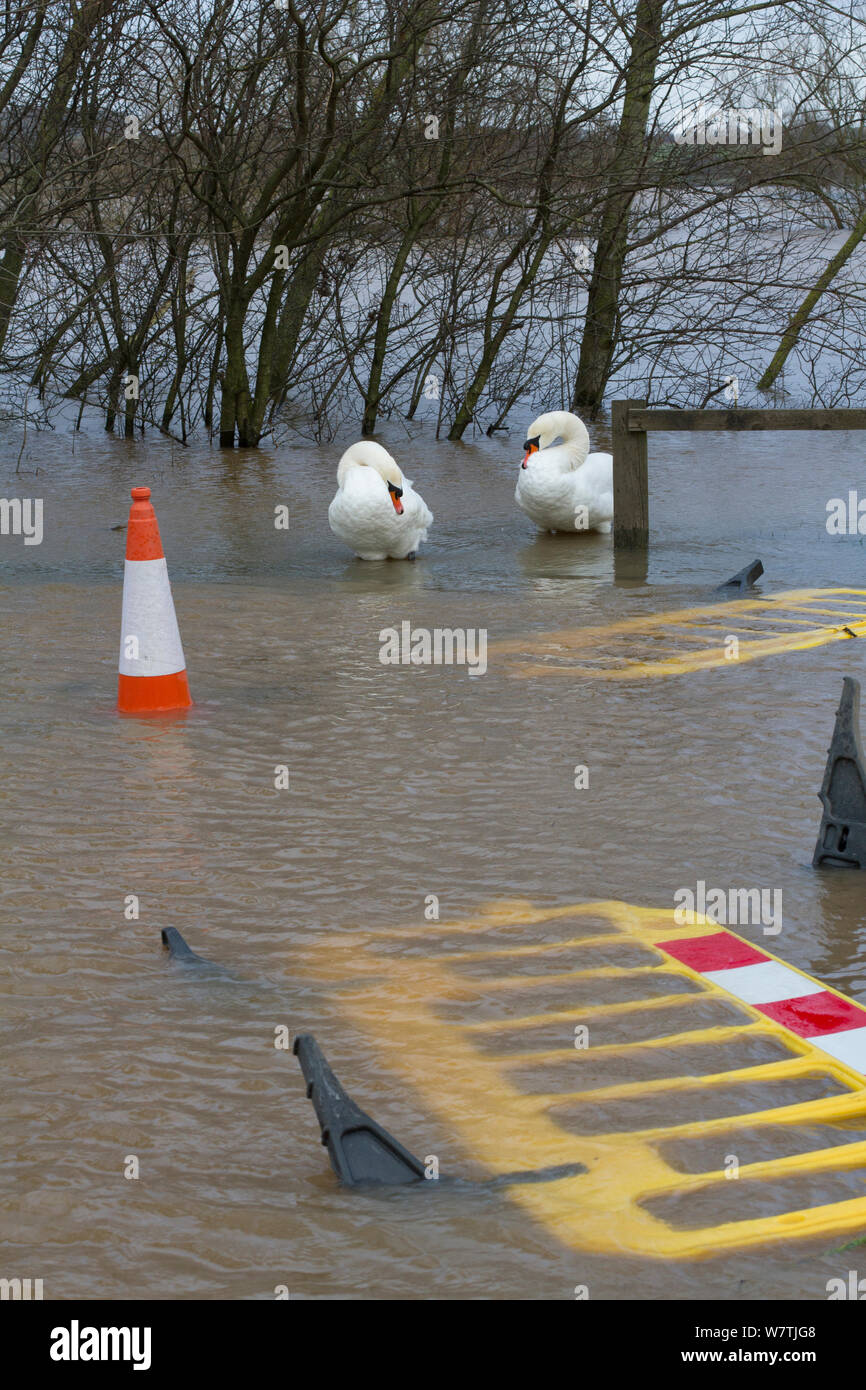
[611, 400, 866, 548]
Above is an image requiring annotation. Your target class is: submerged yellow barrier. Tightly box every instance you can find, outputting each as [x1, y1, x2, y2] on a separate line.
[307, 899, 866, 1259]
[491, 588, 866, 680]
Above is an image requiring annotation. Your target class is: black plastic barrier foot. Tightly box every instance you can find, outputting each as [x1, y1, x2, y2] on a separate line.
[813, 677, 866, 869]
[715, 558, 763, 591]
[293, 1033, 427, 1185]
[161, 927, 208, 963]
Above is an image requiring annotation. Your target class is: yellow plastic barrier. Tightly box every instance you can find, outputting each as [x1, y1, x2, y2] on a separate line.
[491, 588, 866, 680]
[305, 899, 866, 1258]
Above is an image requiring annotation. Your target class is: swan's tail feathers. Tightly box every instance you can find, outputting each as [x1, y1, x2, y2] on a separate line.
[813, 676, 866, 869]
[161, 927, 207, 964]
[293, 1033, 428, 1186]
[715, 558, 764, 592]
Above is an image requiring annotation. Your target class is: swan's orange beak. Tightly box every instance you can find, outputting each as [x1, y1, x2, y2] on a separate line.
[522, 442, 539, 469]
[388, 483, 404, 514]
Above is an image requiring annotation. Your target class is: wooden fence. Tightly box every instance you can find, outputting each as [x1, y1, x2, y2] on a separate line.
[611, 400, 866, 548]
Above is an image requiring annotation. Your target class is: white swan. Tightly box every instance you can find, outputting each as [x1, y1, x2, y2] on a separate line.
[515, 410, 613, 534]
[328, 441, 433, 560]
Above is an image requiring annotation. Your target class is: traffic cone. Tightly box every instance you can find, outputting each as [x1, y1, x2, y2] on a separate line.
[117, 486, 192, 713]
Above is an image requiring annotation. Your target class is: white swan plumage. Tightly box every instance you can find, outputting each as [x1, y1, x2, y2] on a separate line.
[328, 441, 433, 560]
[515, 409, 613, 534]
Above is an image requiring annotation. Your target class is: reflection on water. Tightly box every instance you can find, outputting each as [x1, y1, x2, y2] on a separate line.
[2, 416, 866, 1298]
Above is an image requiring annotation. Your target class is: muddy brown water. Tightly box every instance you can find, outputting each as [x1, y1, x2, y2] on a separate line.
[3, 417, 866, 1299]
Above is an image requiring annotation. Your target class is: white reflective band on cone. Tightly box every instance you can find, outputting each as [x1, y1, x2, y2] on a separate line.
[119, 557, 187, 677]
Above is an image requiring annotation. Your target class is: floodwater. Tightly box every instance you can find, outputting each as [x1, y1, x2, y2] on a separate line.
[3, 413, 866, 1300]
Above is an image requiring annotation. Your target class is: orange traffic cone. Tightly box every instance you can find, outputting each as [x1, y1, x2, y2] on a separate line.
[117, 486, 192, 714]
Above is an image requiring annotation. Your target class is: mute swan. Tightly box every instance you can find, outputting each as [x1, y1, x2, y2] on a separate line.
[515, 410, 613, 534]
[328, 441, 433, 560]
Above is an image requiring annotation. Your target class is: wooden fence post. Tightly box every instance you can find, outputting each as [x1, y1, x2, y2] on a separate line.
[612, 398, 648, 548]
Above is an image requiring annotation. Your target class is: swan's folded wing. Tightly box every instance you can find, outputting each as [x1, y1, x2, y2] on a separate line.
[581, 451, 614, 484]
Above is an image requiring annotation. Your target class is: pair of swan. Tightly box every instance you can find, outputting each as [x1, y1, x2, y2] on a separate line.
[327, 410, 613, 559]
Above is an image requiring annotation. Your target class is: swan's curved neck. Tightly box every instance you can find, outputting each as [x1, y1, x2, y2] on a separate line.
[337, 442, 399, 490]
[338, 452, 381, 489]
[552, 416, 589, 467]
[561, 429, 584, 459]
[337, 455, 361, 488]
